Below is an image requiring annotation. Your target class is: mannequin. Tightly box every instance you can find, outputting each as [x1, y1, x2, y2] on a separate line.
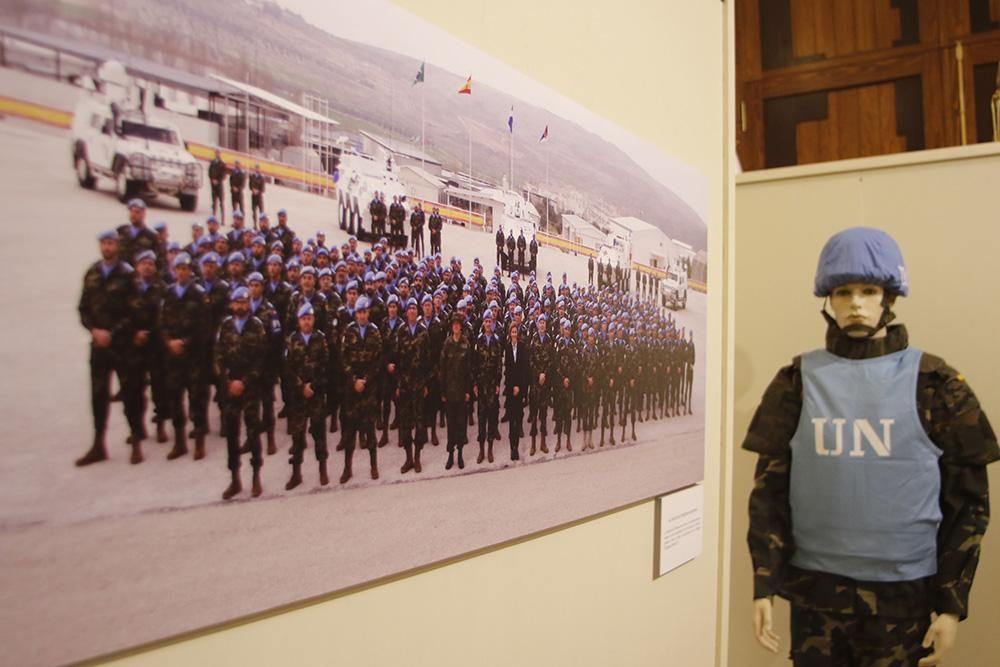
[744, 228, 998, 666]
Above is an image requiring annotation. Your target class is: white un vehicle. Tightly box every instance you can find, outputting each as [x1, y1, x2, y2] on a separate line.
[660, 268, 688, 310]
[71, 61, 202, 210]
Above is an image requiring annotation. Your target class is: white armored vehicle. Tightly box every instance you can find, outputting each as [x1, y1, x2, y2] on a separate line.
[71, 60, 202, 210]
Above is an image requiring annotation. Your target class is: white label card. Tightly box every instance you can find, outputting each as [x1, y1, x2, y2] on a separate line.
[656, 484, 704, 577]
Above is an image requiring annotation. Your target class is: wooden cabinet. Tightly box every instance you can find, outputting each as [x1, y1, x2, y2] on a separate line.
[736, 0, 1000, 170]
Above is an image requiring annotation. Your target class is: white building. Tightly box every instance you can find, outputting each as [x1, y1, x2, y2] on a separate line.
[561, 214, 606, 249]
[609, 216, 672, 269]
[398, 164, 445, 203]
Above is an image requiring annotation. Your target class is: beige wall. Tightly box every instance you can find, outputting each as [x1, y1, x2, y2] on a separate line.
[102, 1, 731, 666]
[728, 144, 1000, 666]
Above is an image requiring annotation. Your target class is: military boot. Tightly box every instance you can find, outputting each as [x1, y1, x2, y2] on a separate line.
[319, 460, 330, 486]
[540, 435, 548, 454]
[530, 435, 537, 456]
[445, 449, 454, 470]
[266, 428, 277, 455]
[400, 444, 414, 474]
[340, 447, 354, 484]
[130, 441, 144, 465]
[156, 420, 169, 444]
[286, 462, 303, 490]
[599, 424, 605, 448]
[555, 433, 562, 453]
[413, 445, 423, 473]
[378, 429, 389, 447]
[167, 430, 189, 460]
[566, 435, 573, 452]
[431, 427, 439, 446]
[222, 470, 242, 500]
[193, 433, 206, 460]
[477, 441, 486, 464]
[487, 440, 494, 463]
[610, 428, 616, 446]
[75, 435, 109, 467]
[369, 446, 379, 480]
[457, 446, 465, 470]
[251, 468, 263, 497]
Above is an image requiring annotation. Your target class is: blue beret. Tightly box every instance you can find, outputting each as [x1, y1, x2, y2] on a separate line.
[191, 221, 203, 230]
[153, 221, 167, 232]
[355, 295, 370, 311]
[266, 254, 283, 265]
[98, 229, 118, 242]
[227, 251, 245, 264]
[172, 252, 192, 268]
[252, 235, 266, 245]
[135, 250, 156, 264]
[167, 241, 181, 252]
[297, 302, 314, 318]
[127, 198, 145, 209]
[247, 271, 264, 283]
[397, 277, 409, 286]
[286, 259, 300, 269]
[345, 280, 359, 292]
[316, 247, 329, 257]
[317, 268, 332, 279]
[482, 310, 494, 320]
[364, 272, 375, 282]
[259, 212, 269, 221]
[196, 236, 213, 247]
[514, 306, 523, 315]
[375, 271, 386, 281]
[300, 266, 317, 277]
[230, 286, 250, 301]
[488, 300, 500, 309]
[456, 299, 467, 309]
[200, 252, 220, 265]
[386, 294, 400, 306]
[277, 208, 287, 216]
[421, 294, 433, 305]
[538, 314, 548, 322]
[405, 298, 418, 310]
[232, 210, 244, 219]
[334, 261, 347, 271]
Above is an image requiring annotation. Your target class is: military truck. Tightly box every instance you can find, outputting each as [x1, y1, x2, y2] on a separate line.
[660, 267, 688, 310]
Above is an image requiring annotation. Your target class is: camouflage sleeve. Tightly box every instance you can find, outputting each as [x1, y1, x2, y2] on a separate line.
[741, 359, 802, 455]
[919, 355, 1000, 620]
[747, 452, 794, 599]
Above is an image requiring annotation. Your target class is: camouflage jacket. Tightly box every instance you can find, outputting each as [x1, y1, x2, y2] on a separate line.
[78, 260, 135, 346]
[744, 324, 999, 620]
[554, 336, 578, 389]
[391, 321, 429, 391]
[284, 330, 328, 397]
[160, 282, 208, 357]
[473, 331, 504, 392]
[213, 315, 266, 391]
[528, 332, 556, 386]
[286, 290, 330, 339]
[340, 321, 383, 386]
[117, 224, 161, 268]
[129, 278, 166, 342]
[440, 334, 473, 402]
[200, 278, 232, 335]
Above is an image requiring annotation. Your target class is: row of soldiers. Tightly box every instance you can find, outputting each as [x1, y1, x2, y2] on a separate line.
[494, 226, 539, 274]
[77, 199, 697, 500]
[207, 150, 267, 228]
[365, 192, 444, 257]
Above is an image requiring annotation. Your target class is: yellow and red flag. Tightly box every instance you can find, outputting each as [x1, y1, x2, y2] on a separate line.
[458, 76, 472, 94]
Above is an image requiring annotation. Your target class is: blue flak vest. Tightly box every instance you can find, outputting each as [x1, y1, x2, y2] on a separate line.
[789, 347, 942, 582]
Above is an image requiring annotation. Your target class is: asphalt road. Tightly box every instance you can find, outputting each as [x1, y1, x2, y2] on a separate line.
[0, 120, 707, 666]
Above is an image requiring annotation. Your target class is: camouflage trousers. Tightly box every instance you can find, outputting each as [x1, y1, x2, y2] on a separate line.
[790, 606, 931, 666]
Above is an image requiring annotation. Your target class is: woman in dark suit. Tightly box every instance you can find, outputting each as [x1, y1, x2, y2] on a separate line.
[504, 322, 531, 461]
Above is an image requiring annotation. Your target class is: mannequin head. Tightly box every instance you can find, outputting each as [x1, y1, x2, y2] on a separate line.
[828, 283, 895, 338]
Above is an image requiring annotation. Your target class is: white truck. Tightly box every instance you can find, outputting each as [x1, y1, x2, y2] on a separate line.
[660, 267, 688, 310]
[71, 61, 202, 210]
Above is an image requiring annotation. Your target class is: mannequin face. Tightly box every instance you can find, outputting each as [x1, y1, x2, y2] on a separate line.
[829, 282, 886, 338]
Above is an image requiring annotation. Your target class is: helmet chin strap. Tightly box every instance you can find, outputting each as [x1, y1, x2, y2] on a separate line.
[821, 297, 896, 339]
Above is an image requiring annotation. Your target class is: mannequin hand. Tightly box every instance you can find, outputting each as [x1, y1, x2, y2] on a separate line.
[918, 613, 959, 666]
[752, 597, 780, 654]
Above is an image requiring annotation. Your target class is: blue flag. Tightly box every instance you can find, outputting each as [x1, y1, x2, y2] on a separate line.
[507, 106, 514, 133]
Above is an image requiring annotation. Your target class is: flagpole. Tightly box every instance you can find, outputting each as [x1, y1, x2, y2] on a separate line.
[420, 76, 426, 171]
[468, 126, 473, 225]
[545, 141, 549, 232]
[509, 112, 514, 192]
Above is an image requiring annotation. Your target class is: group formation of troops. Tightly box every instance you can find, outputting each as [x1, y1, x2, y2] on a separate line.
[207, 150, 266, 228]
[587, 255, 662, 302]
[363, 192, 444, 257]
[76, 198, 697, 502]
[494, 225, 539, 274]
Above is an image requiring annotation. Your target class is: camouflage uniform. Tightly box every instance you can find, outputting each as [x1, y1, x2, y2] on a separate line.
[128, 277, 169, 431]
[214, 315, 267, 472]
[340, 321, 383, 480]
[161, 282, 209, 439]
[284, 329, 329, 465]
[250, 296, 283, 443]
[118, 224, 161, 269]
[472, 330, 504, 446]
[745, 325, 999, 664]
[527, 331, 555, 445]
[552, 335, 577, 447]
[391, 321, 429, 452]
[78, 259, 142, 444]
[421, 313, 446, 442]
[440, 332, 473, 453]
[200, 277, 231, 432]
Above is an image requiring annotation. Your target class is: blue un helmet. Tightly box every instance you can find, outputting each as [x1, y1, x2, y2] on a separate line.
[814, 227, 908, 297]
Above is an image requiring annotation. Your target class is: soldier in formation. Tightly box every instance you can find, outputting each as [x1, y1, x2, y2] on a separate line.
[76, 201, 699, 499]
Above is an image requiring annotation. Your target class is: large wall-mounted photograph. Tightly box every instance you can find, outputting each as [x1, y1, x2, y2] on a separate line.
[0, 1, 709, 664]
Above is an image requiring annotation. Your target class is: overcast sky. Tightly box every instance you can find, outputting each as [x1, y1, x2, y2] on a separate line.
[274, 0, 707, 223]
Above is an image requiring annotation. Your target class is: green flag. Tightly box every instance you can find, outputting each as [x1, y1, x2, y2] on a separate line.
[413, 61, 425, 85]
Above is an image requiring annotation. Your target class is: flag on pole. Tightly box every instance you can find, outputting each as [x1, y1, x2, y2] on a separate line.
[507, 106, 514, 133]
[413, 61, 425, 85]
[458, 76, 472, 94]
[539, 125, 549, 142]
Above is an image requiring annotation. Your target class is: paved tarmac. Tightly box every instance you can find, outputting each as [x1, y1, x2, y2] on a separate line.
[0, 120, 706, 666]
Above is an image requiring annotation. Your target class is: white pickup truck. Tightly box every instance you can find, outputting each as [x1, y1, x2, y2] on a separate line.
[71, 64, 202, 210]
[660, 268, 688, 310]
